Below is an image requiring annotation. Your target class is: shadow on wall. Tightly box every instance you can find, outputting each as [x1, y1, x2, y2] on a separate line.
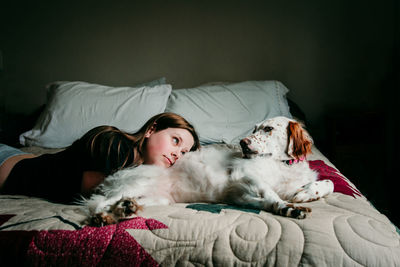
[0, 1, 393, 121]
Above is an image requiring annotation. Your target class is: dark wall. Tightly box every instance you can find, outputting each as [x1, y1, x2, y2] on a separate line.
[1, 0, 398, 224]
[1, 1, 394, 118]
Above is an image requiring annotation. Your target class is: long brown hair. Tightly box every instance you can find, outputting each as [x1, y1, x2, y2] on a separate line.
[83, 112, 200, 172]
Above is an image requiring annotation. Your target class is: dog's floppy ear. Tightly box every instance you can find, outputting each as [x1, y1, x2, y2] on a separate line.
[287, 121, 313, 160]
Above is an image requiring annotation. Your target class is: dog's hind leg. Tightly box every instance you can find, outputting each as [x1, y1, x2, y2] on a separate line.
[225, 178, 311, 219]
[272, 202, 311, 219]
[110, 197, 142, 219]
[86, 196, 143, 227]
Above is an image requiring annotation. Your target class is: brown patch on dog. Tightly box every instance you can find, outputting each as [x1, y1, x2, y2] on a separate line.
[90, 213, 117, 227]
[287, 203, 312, 212]
[112, 197, 143, 218]
[287, 121, 313, 160]
[297, 206, 312, 212]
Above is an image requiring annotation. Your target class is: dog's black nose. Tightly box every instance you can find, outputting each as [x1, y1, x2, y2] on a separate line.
[240, 138, 252, 153]
[240, 138, 251, 146]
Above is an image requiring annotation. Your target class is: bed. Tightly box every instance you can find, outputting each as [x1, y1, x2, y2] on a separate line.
[1, 79, 399, 266]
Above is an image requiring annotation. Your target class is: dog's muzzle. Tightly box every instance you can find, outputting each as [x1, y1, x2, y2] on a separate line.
[240, 138, 258, 158]
[240, 138, 272, 159]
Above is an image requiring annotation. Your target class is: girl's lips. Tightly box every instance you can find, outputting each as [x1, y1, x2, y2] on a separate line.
[164, 156, 173, 166]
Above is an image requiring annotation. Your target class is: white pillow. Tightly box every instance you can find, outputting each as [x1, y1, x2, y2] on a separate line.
[20, 81, 172, 148]
[165, 80, 292, 145]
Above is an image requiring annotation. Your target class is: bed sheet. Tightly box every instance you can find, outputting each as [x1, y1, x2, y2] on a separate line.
[0, 146, 399, 266]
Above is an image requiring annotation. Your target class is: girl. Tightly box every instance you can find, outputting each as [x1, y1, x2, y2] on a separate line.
[0, 112, 200, 203]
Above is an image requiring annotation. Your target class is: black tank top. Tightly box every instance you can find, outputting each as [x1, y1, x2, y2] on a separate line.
[1, 126, 135, 203]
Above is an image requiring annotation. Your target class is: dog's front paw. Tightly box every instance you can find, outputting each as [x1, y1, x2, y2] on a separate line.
[290, 184, 321, 203]
[273, 202, 311, 219]
[89, 212, 117, 227]
[290, 180, 333, 203]
[111, 197, 143, 220]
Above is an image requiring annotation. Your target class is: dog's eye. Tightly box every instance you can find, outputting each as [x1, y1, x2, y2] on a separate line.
[263, 126, 273, 132]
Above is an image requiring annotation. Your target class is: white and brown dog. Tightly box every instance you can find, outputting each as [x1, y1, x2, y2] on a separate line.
[82, 116, 334, 226]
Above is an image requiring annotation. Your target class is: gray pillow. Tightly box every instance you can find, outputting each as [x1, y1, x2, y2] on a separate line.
[165, 80, 292, 145]
[20, 79, 171, 148]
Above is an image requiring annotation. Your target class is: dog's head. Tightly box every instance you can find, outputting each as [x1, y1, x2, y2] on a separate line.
[239, 116, 313, 161]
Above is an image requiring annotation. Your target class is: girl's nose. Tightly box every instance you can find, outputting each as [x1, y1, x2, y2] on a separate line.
[171, 151, 180, 161]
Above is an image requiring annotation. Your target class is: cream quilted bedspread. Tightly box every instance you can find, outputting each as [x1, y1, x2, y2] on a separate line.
[0, 147, 399, 266]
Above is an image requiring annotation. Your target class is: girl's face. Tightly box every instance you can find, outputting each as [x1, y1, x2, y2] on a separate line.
[143, 127, 195, 168]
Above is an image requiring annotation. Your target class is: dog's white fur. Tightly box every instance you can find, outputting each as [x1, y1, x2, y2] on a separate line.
[82, 116, 334, 224]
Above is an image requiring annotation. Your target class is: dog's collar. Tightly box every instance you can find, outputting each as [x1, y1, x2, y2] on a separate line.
[283, 157, 306, 165]
[242, 153, 272, 159]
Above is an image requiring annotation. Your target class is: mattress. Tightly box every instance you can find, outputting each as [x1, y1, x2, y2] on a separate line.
[0, 146, 399, 266]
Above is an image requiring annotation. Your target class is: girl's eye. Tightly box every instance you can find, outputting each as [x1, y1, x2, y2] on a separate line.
[181, 151, 186, 155]
[173, 137, 179, 144]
